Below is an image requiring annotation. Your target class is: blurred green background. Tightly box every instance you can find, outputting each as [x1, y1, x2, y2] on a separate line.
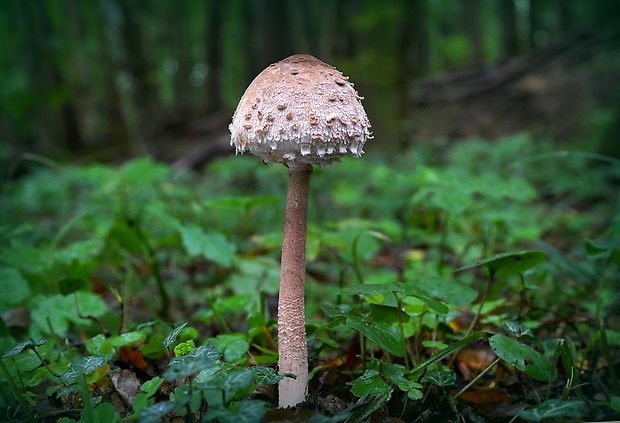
[1, 0, 619, 168]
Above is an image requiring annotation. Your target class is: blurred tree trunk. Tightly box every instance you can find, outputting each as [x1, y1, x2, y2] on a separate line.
[334, 0, 359, 59]
[398, 0, 429, 146]
[529, 0, 542, 49]
[500, 0, 519, 58]
[17, 1, 54, 153]
[101, 0, 146, 156]
[249, 0, 293, 74]
[467, 0, 484, 65]
[205, 0, 224, 115]
[171, 1, 193, 118]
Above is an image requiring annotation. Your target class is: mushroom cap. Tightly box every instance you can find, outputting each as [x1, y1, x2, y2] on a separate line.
[229, 54, 372, 167]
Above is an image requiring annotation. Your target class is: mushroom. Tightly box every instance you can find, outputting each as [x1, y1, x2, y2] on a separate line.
[229, 54, 372, 408]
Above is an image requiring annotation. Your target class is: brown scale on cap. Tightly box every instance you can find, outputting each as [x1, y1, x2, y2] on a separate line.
[229, 54, 372, 167]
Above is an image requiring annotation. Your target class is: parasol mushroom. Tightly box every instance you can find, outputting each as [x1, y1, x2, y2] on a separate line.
[229, 54, 372, 408]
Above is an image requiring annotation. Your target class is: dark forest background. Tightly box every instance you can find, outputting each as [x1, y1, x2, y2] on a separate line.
[1, 0, 620, 168]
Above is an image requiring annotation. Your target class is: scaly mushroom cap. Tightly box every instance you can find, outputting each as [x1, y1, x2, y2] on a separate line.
[229, 54, 372, 167]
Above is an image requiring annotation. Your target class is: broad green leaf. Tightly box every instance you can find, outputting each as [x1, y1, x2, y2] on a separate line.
[517, 399, 585, 422]
[349, 369, 392, 397]
[411, 275, 477, 306]
[54, 239, 103, 264]
[179, 224, 236, 267]
[489, 334, 557, 382]
[0, 267, 30, 310]
[202, 400, 267, 423]
[253, 367, 286, 385]
[220, 369, 255, 402]
[30, 292, 108, 336]
[107, 331, 147, 348]
[346, 316, 405, 357]
[60, 355, 106, 383]
[400, 284, 449, 314]
[421, 367, 456, 387]
[213, 295, 252, 315]
[611, 396, 620, 412]
[606, 329, 620, 346]
[142, 376, 164, 396]
[139, 401, 176, 423]
[380, 363, 409, 390]
[0, 245, 48, 273]
[0, 350, 41, 384]
[343, 283, 448, 314]
[228, 257, 280, 296]
[211, 334, 249, 362]
[2, 339, 46, 358]
[93, 402, 119, 423]
[457, 250, 547, 278]
[163, 344, 220, 380]
[58, 278, 87, 296]
[369, 303, 401, 324]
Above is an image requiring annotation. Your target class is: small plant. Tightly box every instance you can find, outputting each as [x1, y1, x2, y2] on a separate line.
[0, 136, 618, 421]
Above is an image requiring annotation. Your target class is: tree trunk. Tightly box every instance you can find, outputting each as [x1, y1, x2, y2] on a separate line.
[205, 0, 223, 115]
[500, 0, 519, 58]
[467, 0, 484, 65]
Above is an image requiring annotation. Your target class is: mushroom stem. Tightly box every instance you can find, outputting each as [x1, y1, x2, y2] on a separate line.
[278, 163, 312, 408]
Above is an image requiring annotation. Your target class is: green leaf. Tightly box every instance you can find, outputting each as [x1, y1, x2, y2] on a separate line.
[220, 369, 255, 402]
[400, 284, 449, 314]
[369, 304, 401, 324]
[2, 339, 47, 358]
[54, 239, 103, 264]
[93, 401, 119, 423]
[489, 334, 557, 382]
[503, 321, 533, 338]
[58, 278, 87, 296]
[179, 225, 236, 267]
[586, 238, 620, 266]
[349, 369, 392, 397]
[0, 267, 30, 310]
[107, 331, 147, 348]
[141, 376, 164, 396]
[611, 396, 620, 412]
[30, 292, 108, 336]
[211, 334, 249, 362]
[421, 367, 456, 387]
[380, 363, 409, 389]
[60, 355, 106, 383]
[343, 283, 448, 314]
[202, 400, 267, 423]
[163, 344, 220, 380]
[119, 157, 170, 185]
[163, 323, 187, 348]
[517, 399, 585, 422]
[346, 316, 405, 357]
[203, 195, 278, 210]
[457, 250, 547, 278]
[253, 367, 286, 386]
[139, 401, 175, 423]
[0, 245, 48, 273]
[411, 275, 477, 306]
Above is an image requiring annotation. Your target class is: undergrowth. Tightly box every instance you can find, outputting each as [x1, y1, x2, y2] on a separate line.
[0, 133, 618, 422]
